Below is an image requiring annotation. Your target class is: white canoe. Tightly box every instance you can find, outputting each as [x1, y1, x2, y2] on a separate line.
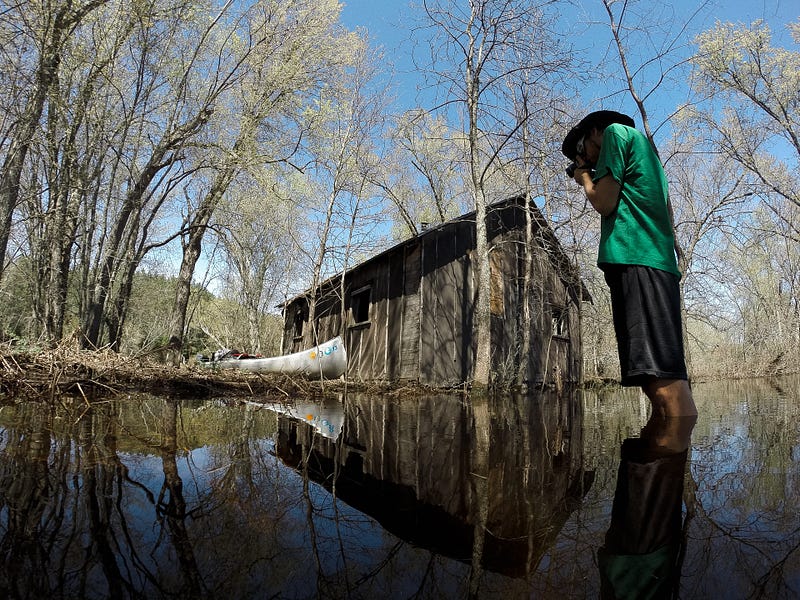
[201, 336, 347, 379]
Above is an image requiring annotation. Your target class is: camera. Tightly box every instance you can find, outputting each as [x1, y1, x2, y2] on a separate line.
[565, 161, 579, 178]
[565, 162, 594, 178]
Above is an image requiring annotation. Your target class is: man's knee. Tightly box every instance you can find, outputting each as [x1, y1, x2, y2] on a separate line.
[642, 378, 696, 417]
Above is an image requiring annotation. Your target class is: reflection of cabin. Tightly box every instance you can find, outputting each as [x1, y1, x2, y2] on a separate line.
[282, 195, 590, 387]
[274, 391, 593, 577]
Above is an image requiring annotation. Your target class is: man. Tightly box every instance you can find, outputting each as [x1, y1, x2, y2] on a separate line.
[562, 110, 697, 417]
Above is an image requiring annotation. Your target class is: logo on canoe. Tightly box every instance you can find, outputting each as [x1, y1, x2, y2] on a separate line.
[309, 344, 338, 360]
[305, 413, 337, 435]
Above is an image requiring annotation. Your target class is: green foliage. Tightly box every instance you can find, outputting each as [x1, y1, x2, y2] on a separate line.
[112, 272, 284, 358]
[0, 260, 35, 342]
[193, 294, 284, 357]
[123, 273, 190, 355]
[691, 19, 800, 212]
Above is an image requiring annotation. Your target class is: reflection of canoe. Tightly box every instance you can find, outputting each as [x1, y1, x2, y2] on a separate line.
[247, 399, 345, 440]
[200, 337, 346, 379]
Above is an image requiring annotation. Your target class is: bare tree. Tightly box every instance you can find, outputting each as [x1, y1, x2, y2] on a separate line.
[664, 127, 759, 350]
[589, 0, 716, 373]
[373, 109, 469, 238]
[165, 0, 352, 363]
[79, 1, 248, 350]
[691, 19, 800, 240]
[22, 3, 135, 344]
[594, 0, 719, 270]
[1, 1, 240, 348]
[673, 17, 800, 375]
[0, 0, 110, 286]
[213, 177, 298, 353]
[292, 39, 386, 349]
[416, 0, 566, 386]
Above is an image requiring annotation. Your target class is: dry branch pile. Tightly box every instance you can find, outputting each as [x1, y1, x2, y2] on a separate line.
[0, 343, 343, 402]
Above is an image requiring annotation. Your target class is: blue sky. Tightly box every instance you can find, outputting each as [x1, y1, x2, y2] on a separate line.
[339, 0, 798, 121]
[338, 0, 797, 57]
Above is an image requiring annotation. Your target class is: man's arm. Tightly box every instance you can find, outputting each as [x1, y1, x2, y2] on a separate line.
[574, 170, 621, 217]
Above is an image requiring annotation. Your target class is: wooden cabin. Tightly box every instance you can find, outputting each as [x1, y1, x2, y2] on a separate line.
[281, 195, 590, 387]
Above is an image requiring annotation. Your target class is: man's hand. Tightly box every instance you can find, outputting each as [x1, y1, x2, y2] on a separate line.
[572, 160, 620, 217]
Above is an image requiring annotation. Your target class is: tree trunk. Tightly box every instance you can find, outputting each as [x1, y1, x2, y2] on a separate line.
[43, 190, 80, 343]
[158, 400, 204, 596]
[167, 197, 222, 365]
[0, 42, 61, 284]
[466, 45, 491, 387]
[472, 198, 492, 387]
[167, 230, 204, 364]
[305, 190, 339, 349]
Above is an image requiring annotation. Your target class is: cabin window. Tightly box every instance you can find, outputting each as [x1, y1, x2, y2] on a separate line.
[350, 285, 371, 325]
[292, 307, 306, 340]
[551, 306, 568, 338]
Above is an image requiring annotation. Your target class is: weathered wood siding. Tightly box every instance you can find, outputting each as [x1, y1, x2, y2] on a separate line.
[398, 243, 421, 380]
[419, 222, 474, 386]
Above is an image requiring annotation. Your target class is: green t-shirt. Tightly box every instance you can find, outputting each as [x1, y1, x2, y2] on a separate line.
[593, 124, 681, 277]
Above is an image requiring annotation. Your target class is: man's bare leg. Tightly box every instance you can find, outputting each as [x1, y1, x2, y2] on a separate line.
[642, 378, 697, 418]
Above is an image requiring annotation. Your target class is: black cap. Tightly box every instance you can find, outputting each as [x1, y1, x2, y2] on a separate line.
[561, 110, 635, 159]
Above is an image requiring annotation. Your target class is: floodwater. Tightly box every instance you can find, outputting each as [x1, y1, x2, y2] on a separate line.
[0, 376, 798, 599]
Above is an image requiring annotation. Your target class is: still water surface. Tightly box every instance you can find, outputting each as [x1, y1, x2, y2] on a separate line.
[0, 376, 798, 599]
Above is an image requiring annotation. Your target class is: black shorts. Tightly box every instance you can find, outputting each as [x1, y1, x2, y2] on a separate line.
[603, 264, 688, 386]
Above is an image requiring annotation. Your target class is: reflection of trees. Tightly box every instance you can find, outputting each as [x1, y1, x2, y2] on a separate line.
[0, 398, 223, 597]
[156, 399, 204, 597]
[3, 403, 137, 596]
[558, 379, 800, 599]
[668, 378, 800, 598]
[79, 403, 135, 597]
[0, 403, 55, 598]
[272, 401, 357, 598]
[213, 402, 257, 499]
[0, 401, 159, 598]
[468, 396, 489, 599]
[682, 466, 800, 598]
[481, 390, 594, 578]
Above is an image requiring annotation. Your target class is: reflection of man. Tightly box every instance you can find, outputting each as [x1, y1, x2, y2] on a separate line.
[562, 111, 697, 418]
[598, 414, 697, 599]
